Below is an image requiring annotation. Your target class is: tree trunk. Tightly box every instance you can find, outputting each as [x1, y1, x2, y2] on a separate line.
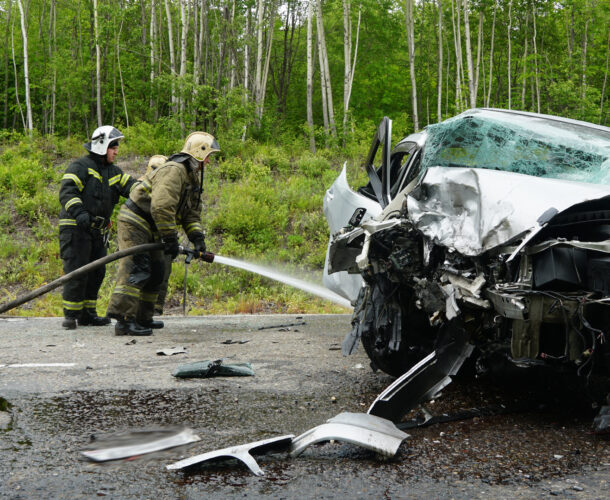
[486, 0, 496, 107]
[521, 11, 529, 110]
[600, 31, 609, 124]
[307, 0, 315, 152]
[50, 0, 57, 134]
[451, 0, 463, 112]
[580, 7, 589, 119]
[164, 0, 177, 112]
[116, 7, 129, 127]
[437, 0, 442, 122]
[10, 2, 25, 130]
[507, 0, 512, 109]
[474, 11, 482, 104]
[92, 0, 102, 127]
[258, 2, 276, 122]
[2, 0, 12, 129]
[316, 0, 336, 136]
[406, 0, 419, 130]
[149, 0, 156, 112]
[16, 0, 32, 132]
[317, 18, 329, 135]
[532, 2, 540, 113]
[242, 8, 250, 141]
[343, 1, 360, 138]
[462, 0, 475, 108]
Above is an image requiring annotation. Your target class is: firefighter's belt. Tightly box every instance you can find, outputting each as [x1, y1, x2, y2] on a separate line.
[125, 199, 158, 232]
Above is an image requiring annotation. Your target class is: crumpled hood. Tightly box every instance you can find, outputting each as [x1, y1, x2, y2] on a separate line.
[406, 166, 610, 256]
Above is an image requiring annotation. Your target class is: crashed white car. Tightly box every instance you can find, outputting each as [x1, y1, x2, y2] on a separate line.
[323, 109, 610, 408]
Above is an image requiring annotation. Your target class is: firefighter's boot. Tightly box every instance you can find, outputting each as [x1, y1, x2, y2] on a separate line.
[79, 309, 111, 326]
[115, 318, 153, 336]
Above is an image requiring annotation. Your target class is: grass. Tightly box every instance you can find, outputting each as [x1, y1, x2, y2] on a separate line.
[0, 127, 374, 317]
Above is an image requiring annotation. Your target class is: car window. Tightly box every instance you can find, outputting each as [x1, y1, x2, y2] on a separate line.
[420, 112, 610, 185]
[389, 142, 419, 197]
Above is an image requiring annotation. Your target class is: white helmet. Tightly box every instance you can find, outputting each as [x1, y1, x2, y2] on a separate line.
[84, 126, 124, 155]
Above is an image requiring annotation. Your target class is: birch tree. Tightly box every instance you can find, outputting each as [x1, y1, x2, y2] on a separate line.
[306, 0, 315, 152]
[406, 0, 418, 130]
[164, 0, 177, 112]
[437, 0, 442, 122]
[462, 0, 475, 108]
[92, 0, 101, 127]
[179, 0, 188, 128]
[16, 0, 32, 132]
[316, 0, 336, 136]
[532, 2, 540, 113]
[343, 0, 360, 137]
[486, 0, 496, 107]
[2, 0, 12, 129]
[600, 31, 609, 123]
[507, 0, 512, 109]
[254, 0, 276, 124]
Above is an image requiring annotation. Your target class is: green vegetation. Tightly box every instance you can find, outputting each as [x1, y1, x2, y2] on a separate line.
[0, 126, 374, 316]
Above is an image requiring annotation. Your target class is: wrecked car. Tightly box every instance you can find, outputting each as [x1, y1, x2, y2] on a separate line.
[323, 108, 610, 408]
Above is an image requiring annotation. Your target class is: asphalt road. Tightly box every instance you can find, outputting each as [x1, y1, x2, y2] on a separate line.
[0, 314, 608, 499]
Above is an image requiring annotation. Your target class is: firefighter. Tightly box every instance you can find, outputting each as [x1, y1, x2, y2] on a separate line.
[58, 125, 137, 330]
[106, 132, 220, 336]
[143, 155, 172, 316]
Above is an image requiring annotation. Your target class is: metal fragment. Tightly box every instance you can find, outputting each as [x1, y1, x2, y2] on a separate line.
[289, 412, 408, 458]
[166, 435, 294, 476]
[81, 427, 201, 462]
[368, 337, 474, 423]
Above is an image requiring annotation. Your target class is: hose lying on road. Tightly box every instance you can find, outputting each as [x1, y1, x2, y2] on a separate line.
[0, 242, 163, 315]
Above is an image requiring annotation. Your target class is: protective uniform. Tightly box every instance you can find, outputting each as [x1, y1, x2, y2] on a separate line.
[107, 132, 220, 336]
[59, 126, 136, 329]
[143, 156, 173, 315]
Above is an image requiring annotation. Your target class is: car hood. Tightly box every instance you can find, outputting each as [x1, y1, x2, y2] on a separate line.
[406, 166, 610, 256]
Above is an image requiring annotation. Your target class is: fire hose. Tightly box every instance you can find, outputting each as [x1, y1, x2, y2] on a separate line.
[0, 243, 214, 315]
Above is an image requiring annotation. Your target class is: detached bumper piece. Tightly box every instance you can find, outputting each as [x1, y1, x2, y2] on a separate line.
[289, 412, 408, 458]
[81, 427, 201, 462]
[368, 338, 474, 423]
[166, 435, 294, 476]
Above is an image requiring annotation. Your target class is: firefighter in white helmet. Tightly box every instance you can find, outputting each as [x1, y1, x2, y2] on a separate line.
[58, 126, 137, 330]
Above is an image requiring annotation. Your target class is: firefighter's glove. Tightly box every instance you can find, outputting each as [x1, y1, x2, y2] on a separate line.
[162, 235, 179, 259]
[75, 212, 90, 230]
[193, 236, 206, 254]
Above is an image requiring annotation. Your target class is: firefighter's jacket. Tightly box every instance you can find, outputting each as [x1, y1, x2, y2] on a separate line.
[128, 160, 204, 241]
[59, 153, 136, 228]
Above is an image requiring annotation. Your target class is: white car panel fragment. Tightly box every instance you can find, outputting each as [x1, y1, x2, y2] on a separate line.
[81, 427, 201, 462]
[289, 412, 408, 458]
[166, 434, 294, 476]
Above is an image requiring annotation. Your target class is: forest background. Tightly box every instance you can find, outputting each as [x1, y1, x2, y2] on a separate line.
[0, 0, 609, 316]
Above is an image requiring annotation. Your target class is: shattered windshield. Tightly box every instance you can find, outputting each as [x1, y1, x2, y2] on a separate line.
[420, 110, 610, 185]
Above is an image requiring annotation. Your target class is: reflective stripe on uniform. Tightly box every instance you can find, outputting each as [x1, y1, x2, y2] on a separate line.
[84, 300, 97, 309]
[62, 173, 84, 191]
[63, 300, 84, 311]
[111, 284, 141, 299]
[109, 174, 121, 186]
[88, 168, 103, 182]
[65, 197, 82, 210]
[120, 173, 132, 187]
[119, 210, 153, 236]
[59, 218, 77, 226]
[185, 222, 203, 235]
[141, 292, 158, 303]
[139, 180, 152, 195]
[156, 221, 177, 232]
